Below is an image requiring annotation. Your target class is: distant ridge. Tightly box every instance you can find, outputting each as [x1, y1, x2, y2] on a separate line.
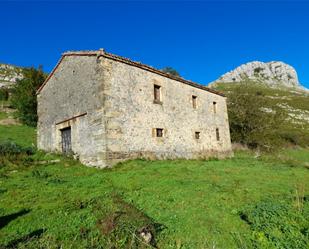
[0, 63, 24, 88]
[211, 61, 307, 91]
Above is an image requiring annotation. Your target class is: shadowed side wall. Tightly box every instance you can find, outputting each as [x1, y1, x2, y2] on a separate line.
[101, 57, 232, 166]
[37, 55, 107, 167]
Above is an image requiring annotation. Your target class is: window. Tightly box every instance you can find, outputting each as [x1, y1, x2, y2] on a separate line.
[192, 95, 197, 109]
[195, 131, 200, 139]
[156, 128, 164, 137]
[216, 128, 220, 141]
[154, 84, 161, 103]
[213, 101, 217, 114]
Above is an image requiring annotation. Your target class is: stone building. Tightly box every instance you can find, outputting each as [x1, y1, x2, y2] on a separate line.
[37, 49, 232, 167]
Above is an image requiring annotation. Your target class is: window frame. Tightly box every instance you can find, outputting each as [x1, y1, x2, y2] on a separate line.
[213, 101, 217, 114]
[195, 131, 200, 140]
[216, 128, 220, 141]
[153, 84, 162, 104]
[155, 128, 164, 138]
[192, 95, 198, 109]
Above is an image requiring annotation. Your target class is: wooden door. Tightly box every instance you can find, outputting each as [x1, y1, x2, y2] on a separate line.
[61, 127, 72, 154]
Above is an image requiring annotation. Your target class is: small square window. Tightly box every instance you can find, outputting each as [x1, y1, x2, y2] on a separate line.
[154, 85, 161, 103]
[216, 128, 220, 141]
[195, 131, 200, 139]
[156, 128, 164, 137]
[192, 95, 197, 109]
[213, 101, 217, 113]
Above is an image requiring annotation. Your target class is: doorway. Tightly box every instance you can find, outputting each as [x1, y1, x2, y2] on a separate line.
[61, 127, 72, 154]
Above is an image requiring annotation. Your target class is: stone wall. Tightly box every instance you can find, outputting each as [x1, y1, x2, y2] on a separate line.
[37, 55, 107, 167]
[38, 53, 232, 168]
[101, 57, 232, 166]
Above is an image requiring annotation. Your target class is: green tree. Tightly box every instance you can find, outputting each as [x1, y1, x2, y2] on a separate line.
[0, 88, 9, 101]
[11, 66, 47, 127]
[161, 67, 181, 77]
[227, 82, 285, 151]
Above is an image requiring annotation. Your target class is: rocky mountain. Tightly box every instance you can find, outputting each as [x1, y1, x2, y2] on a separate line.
[211, 61, 307, 90]
[0, 63, 24, 88]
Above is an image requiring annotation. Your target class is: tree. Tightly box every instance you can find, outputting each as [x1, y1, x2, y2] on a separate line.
[0, 88, 9, 101]
[161, 67, 181, 77]
[226, 82, 285, 151]
[11, 66, 47, 127]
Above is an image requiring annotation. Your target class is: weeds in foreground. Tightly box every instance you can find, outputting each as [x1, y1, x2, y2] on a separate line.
[239, 198, 309, 248]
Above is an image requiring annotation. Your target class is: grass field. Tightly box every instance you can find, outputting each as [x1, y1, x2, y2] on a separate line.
[0, 124, 309, 248]
[0, 125, 36, 147]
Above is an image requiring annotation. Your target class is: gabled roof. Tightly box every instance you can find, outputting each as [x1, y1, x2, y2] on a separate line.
[36, 49, 225, 97]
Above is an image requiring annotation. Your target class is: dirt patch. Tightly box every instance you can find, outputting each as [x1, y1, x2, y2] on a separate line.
[0, 117, 20, 125]
[95, 194, 165, 248]
[97, 211, 124, 235]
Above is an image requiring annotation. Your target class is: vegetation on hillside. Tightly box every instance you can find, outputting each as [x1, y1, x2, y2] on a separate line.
[0, 123, 308, 248]
[10, 66, 46, 127]
[0, 63, 24, 87]
[213, 81, 309, 150]
[0, 66, 308, 248]
[0, 88, 9, 101]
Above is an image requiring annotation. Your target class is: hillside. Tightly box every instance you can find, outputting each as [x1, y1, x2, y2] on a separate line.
[0, 121, 309, 248]
[213, 82, 309, 125]
[210, 61, 309, 148]
[0, 63, 24, 88]
[210, 82, 309, 148]
[0, 60, 308, 247]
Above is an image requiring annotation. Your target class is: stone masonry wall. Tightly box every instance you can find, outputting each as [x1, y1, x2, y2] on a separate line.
[101, 57, 232, 166]
[38, 53, 232, 168]
[37, 55, 107, 167]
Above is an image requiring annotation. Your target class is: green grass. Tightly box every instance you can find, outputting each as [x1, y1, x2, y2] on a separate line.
[0, 100, 10, 107]
[0, 124, 36, 147]
[1, 153, 308, 248]
[0, 124, 309, 248]
[0, 112, 8, 120]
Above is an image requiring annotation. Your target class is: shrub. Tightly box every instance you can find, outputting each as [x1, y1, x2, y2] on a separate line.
[10, 66, 47, 126]
[161, 66, 181, 77]
[0, 88, 9, 101]
[240, 199, 309, 248]
[0, 141, 34, 156]
[279, 128, 309, 148]
[226, 82, 286, 151]
[0, 141, 35, 167]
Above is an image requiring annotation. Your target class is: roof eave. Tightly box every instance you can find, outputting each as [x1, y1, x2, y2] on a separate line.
[36, 50, 225, 97]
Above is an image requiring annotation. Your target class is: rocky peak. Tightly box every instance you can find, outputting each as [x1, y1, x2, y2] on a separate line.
[0, 63, 24, 88]
[213, 61, 302, 88]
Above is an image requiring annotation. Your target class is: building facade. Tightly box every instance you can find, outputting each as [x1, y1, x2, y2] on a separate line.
[37, 50, 232, 167]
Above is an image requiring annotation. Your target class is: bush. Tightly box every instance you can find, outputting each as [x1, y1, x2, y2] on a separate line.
[279, 128, 309, 148]
[240, 199, 309, 248]
[226, 82, 286, 151]
[0, 88, 9, 101]
[10, 66, 47, 126]
[0, 141, 34, 156]
[161, 66, 181, 77]
[0, 141, 35, 168]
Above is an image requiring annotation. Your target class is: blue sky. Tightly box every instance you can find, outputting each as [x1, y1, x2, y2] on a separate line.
[1, 1, 309, 88]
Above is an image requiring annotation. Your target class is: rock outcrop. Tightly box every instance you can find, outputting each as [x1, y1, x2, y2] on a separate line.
[0, 63, 24, 88]
[212, 61, 303, 89]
